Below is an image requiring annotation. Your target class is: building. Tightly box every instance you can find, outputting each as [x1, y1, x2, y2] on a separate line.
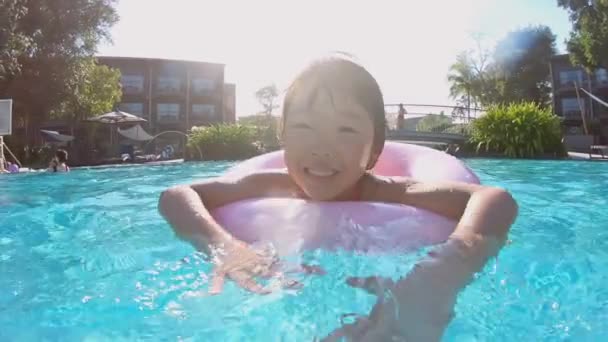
[97, 56, 231, 133]
[550, 54, 608, 133]
[223, 83, 236, 123]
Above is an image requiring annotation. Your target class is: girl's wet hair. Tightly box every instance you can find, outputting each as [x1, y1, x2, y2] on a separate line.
[55, 149, 68, 163]
[281, 54, 386, 169]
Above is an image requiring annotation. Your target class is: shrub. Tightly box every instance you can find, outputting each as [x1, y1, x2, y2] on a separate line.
[2, 138, 55, 168]
[238, 114, 281, 151]
[470, 102, 566, 158]
[442, 123, 472, 136]
[416, 114, 453, 132]
[187, 123, 261, 161]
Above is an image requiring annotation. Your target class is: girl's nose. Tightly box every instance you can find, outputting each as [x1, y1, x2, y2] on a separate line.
[311, 150, 334, 160]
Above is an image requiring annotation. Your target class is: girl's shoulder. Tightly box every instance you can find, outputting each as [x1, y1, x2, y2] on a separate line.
[224, 168, 290, 182]
[219, 168, 296, 191]
[360, 173, 416, 202]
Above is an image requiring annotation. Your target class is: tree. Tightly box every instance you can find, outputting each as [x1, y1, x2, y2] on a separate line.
[447, 36, 497, 112]
[255, 84, 279, 115]
[448, 27, 556, 108]
[0, 0, 30, 81]
[0, 0, 118, 144]
[416, 114, 453, 132]
[448, 53, 481, 111]
[45, 58, 121, 164]
[238, 114, 281, 150]
[558, 0, 608, 70]
[51, 58, 122, 124]
[491, 26, 556, 106]
[238, 114, 279, 127]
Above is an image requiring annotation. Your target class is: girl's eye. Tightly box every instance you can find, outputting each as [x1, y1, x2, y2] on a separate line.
[339, 126, 358, 133]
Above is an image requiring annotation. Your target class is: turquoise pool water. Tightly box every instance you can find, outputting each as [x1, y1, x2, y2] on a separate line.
[1, 159, 607, 341]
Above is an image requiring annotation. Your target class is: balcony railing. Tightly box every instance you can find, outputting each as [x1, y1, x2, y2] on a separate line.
[122, 85, 145, 95]
[560, 111, 583, 120]
[384, 104, 480, 134]
[157, 114, 181, 124]
[156, 85, 182, 96]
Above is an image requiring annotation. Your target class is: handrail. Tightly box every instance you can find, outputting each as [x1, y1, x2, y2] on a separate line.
[385, 103, 485, 111]
[1, 139, 23, 167]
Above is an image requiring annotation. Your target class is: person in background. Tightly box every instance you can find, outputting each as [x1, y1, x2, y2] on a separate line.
[397, 103, 406, 130]
[7, 161, 19, 173]
[47, 149, 70, 173]
[445, 143, 461, 156]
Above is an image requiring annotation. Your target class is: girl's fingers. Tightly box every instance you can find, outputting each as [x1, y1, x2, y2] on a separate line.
[231, 270, 271, 295]
[209, 268, 226, 295]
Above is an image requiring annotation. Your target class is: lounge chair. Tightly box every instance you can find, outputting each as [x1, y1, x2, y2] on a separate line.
[589, 145, 608, 159]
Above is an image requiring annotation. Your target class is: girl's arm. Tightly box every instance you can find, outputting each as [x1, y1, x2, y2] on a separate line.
[369, 177, 517, 244]
[368, 177, 518, 288]
[356, 177, 518, 340]
[159, 171, 298, 294]
[158, 171, 294, 254]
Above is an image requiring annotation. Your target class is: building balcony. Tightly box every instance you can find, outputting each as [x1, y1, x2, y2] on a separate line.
[122, 86, 146, 95]
[156, 114, 182, 124]
[190, 84, 222, 99]
[155, 87, 184, 97]
[558, 111, 583, 120]
[596, 110, 608, 118]
[555, 77, 608, 90]
[556, 81, 588, 91]
[190, 115, 220, 126]
[593, 80, 608, 89]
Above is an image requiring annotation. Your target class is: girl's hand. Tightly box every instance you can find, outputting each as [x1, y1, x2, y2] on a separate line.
[321, 276, 401, 342]
[323, 237, 505, 341]
[322, 275, 449, 342]
[208, 239, 301, 295]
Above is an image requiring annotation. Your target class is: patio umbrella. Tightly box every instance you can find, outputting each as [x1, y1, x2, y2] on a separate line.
[117, 124, 154, 142]
[40, 129, 75, 143]
[84, 110, 147, 125]
[84, 110, 147, 145]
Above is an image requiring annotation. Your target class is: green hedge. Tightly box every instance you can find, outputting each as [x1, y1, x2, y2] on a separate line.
[470, 102, 566, 158]
[416, 114, 453, 132]
[187, 123, 261, 161]
[238, 114, 281, 151]
[443, 123, 472, 136]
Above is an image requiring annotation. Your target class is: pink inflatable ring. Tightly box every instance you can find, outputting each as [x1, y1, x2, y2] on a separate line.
[212, 142, 480, 254]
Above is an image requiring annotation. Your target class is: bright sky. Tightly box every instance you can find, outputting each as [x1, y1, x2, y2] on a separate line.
[98, 0, 571, 117]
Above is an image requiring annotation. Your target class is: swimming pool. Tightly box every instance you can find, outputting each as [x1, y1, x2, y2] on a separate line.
[1, 159, 607, 341]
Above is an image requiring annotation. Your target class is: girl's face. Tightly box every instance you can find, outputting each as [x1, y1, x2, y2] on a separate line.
[282, 85, 375, 200]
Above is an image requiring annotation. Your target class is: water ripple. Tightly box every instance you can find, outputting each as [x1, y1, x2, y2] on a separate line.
[1, 159, 607, 340]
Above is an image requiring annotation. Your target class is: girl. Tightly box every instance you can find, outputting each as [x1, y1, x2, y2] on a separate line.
[47, 149, 70, 173]
[159, 54, 517, 340]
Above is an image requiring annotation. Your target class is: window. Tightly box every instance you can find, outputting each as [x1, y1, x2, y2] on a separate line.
[596, 69, 608, 85]
[157, 76, 181, 94]
[119, 102, 144, 117]
[191, 78, 216, 95]
[157, 103, 180, 122]
[121, 75, 144, 94]
[224, 94, 235, 122]
[559, 70, 583, 86]
[561, 98, 584, 118]
[191, 104, 216, 120]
